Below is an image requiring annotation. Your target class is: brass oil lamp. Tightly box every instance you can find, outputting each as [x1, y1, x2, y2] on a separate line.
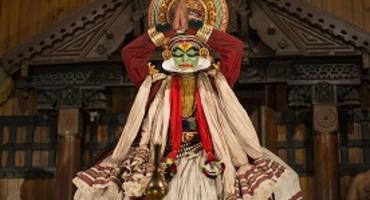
[145, 145, 168, 200]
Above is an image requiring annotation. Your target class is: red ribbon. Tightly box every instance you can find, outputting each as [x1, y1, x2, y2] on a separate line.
[168, 77, 216, 162]
[168, 77, 182, 160]
[195, 89, 216, 162]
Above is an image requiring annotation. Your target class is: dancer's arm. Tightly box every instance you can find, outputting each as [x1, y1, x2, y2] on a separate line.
[206, 29, 244, 87]
[121, 33, 157, 87]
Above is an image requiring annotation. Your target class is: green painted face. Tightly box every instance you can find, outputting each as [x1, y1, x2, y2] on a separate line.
[172, 43, 200, 69]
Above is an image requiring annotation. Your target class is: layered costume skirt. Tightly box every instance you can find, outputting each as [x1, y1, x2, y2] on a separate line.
[73, 72, 302, 200]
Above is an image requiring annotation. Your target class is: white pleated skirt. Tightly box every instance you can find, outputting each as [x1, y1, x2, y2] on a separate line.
[163, 151, 221, 200]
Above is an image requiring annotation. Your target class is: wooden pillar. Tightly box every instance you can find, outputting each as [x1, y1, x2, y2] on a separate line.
[313, 104, 340, 200]
[261, 85, 280, 153]
[56, 109, 82, 200]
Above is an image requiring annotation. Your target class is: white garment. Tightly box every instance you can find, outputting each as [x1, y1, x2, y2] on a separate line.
[164, 151, 221, 200]
[72, 72, 303, 200]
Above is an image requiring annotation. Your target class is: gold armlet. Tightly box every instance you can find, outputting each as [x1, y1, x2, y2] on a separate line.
[196, 24, 213, 43]
[148, 27, 168, 47]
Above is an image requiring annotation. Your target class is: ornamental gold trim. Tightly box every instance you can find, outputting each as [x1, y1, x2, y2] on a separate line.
[147, 27, 168, 47]
[148, 0, 229, 32]
[196, 24, 213, 43]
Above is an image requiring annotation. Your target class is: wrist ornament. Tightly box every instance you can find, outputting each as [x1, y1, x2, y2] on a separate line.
[196, 24, 213, 43]
[148, 26, 169, 47]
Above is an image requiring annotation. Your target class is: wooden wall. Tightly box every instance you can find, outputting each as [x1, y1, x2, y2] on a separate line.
[308, 0, 370, 32]
[0, 0, 95, 56]
[0, 1, 94, 199]
[1, 0, 370, 200]
[303, 1, 370, 199]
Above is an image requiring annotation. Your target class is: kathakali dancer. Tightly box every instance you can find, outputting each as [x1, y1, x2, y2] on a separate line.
[73, 0, 303, 199]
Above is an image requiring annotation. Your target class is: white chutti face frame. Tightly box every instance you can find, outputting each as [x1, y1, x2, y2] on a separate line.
[162, 57, 211, 74]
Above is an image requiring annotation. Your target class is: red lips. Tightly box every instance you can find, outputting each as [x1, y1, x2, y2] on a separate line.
[179, 63, 193, 68]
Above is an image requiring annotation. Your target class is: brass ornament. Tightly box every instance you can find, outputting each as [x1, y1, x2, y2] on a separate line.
[162, 49, 172, 60]
[199, 47, 210, 58]
[148, 0, 229, 32]
[183, 131, 198, 143]
[145, 145, 168, 200]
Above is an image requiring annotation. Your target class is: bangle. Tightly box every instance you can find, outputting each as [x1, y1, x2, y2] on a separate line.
[196, 24, 213, 43]
[148, 27, 168, 47]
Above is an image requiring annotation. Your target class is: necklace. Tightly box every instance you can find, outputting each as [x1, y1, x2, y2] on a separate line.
[180, 75, 196, 118]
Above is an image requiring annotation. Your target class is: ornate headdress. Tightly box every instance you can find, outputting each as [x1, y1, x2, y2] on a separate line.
[168, 35, 204, 50]
[148, 0, 229, 31]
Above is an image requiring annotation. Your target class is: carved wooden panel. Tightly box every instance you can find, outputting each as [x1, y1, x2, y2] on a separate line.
[267, 8, 352, 52]
[313, 104, 338, 133]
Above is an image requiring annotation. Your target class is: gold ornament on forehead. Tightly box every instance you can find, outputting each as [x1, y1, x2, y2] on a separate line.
[148, 0, 229, 31]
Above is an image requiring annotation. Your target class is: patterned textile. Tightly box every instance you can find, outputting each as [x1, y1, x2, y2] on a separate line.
[73, 147, 152, 200]
[73, 147, 302, 200]
[228, 148, 303, 200]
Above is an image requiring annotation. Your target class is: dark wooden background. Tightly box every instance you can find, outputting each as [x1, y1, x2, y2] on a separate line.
[1, 0, 370, 199]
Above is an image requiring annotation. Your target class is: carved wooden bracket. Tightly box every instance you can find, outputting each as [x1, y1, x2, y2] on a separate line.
[249, 0, 370, 56]
[1, 0, 134, 73]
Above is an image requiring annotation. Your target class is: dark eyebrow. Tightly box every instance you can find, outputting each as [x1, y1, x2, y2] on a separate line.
[172, 47, 185, 53]
[187, 46, 199, 52]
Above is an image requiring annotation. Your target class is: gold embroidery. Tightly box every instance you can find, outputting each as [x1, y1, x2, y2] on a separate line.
[180, 75, 196, 117]
[147, 62, 159, 75]
[212, 61, 221, 72]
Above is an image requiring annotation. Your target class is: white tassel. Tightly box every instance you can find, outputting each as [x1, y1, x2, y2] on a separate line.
[198, 73, 246, 197]
[112, 74, 166, 162]
[160, 78, 171, 156]
[148, 76, 172, 161]
[213, 72, 263, 159]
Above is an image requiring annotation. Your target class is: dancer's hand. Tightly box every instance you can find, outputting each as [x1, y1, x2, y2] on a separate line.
[173, 0, 188, 32]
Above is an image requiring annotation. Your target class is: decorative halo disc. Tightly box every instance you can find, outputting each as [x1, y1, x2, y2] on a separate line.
[148, 0, 229, 31]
